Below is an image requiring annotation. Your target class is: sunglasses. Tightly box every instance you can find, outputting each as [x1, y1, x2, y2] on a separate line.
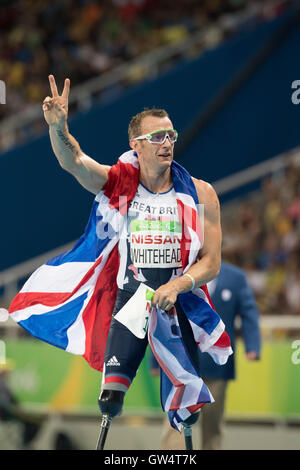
[133, 128, 178, 145]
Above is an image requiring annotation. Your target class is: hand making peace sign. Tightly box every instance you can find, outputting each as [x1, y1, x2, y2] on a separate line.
[43, 75, 70, 127]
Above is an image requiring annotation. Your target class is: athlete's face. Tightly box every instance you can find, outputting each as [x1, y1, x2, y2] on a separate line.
[130, 116, 175, 172]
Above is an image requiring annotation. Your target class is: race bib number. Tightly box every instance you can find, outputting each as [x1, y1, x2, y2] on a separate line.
[129, 219, 182, 268]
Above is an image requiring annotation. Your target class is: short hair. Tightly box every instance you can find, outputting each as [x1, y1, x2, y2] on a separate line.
[128, 107, 170, 140]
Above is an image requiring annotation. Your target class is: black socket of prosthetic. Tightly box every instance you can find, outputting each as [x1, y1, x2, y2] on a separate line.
[183, 411, 200, 427]
[98, 390, 125, 418]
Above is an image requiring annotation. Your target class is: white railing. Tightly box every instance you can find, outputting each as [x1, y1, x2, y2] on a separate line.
[0, 240, 73, 297]
[213, 145, 300, 195]
[259, 315, 300, 329]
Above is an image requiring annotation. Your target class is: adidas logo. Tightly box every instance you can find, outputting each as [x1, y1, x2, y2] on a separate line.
[106, 356, 120, 366]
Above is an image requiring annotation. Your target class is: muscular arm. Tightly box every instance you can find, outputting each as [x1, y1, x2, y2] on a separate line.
[152, 179, 222, 310]
[44, 75, 110, 195]
[191, 179, 222, 282]
[174, 179, 222, 291]
[49, 122, 110, 195]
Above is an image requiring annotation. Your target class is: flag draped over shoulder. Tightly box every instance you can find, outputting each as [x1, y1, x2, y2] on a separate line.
[9, 150, 232, 430]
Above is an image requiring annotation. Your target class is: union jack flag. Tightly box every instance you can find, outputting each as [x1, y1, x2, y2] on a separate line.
[148, 293, 232, 431]
[9, 150, 232, 430]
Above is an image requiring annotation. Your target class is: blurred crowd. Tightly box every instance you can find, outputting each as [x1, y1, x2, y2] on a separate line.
[222, 154, 300, 316]
[0, 0, 293, 150]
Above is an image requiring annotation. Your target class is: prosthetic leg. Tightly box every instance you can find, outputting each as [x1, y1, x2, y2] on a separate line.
[96, 390, 125, 450]
[182, 412, 200, 450]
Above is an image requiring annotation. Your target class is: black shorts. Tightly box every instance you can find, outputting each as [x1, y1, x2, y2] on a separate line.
[102, 288, 202, 394]
[101, 289, 149, 392]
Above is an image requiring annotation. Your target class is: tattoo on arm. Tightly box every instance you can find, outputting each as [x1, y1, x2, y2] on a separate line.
[56, 128, 79, 156]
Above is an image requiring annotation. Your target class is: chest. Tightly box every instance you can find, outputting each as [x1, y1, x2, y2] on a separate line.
[126, 184, 182, 268]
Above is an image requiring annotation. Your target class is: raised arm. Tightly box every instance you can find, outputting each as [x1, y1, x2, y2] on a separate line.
[43, 75, 110, 195]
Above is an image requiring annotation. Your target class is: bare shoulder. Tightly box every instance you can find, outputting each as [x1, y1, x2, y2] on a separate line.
[192, 177, 220, 225]
[192, 177, 219, 205]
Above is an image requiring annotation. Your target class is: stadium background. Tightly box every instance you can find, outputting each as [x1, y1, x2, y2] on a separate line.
[0, 0, 300, 450]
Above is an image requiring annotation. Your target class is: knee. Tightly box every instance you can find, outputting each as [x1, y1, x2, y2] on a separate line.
[98, 389, 125, 418]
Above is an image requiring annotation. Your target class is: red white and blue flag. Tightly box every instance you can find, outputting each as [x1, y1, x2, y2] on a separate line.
[148, 293, 232, 431]
[9, 150, 232, 430]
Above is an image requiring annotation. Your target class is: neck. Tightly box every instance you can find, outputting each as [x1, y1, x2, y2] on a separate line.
[139, 165, 173, 193]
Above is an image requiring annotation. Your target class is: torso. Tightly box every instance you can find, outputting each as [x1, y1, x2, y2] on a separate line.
[117, 182, 183, 292]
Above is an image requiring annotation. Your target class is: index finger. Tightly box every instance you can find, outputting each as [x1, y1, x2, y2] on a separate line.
[49, 75, 59, 97]
[62, 78, 70, 100]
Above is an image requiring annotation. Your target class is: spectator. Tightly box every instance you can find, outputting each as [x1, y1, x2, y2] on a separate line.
[222, 155, 300, 317]
[0, 359, 42, 449]
[0, 0, 290, 152]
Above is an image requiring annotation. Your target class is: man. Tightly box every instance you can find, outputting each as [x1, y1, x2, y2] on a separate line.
[150, 260, 261, 450]
[13, 74, 227, 445]
[43, 75, 221, 299]
[43, 74, 221, 374]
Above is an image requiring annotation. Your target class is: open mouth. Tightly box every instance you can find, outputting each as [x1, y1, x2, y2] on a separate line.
[158, 153, 172, 158]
